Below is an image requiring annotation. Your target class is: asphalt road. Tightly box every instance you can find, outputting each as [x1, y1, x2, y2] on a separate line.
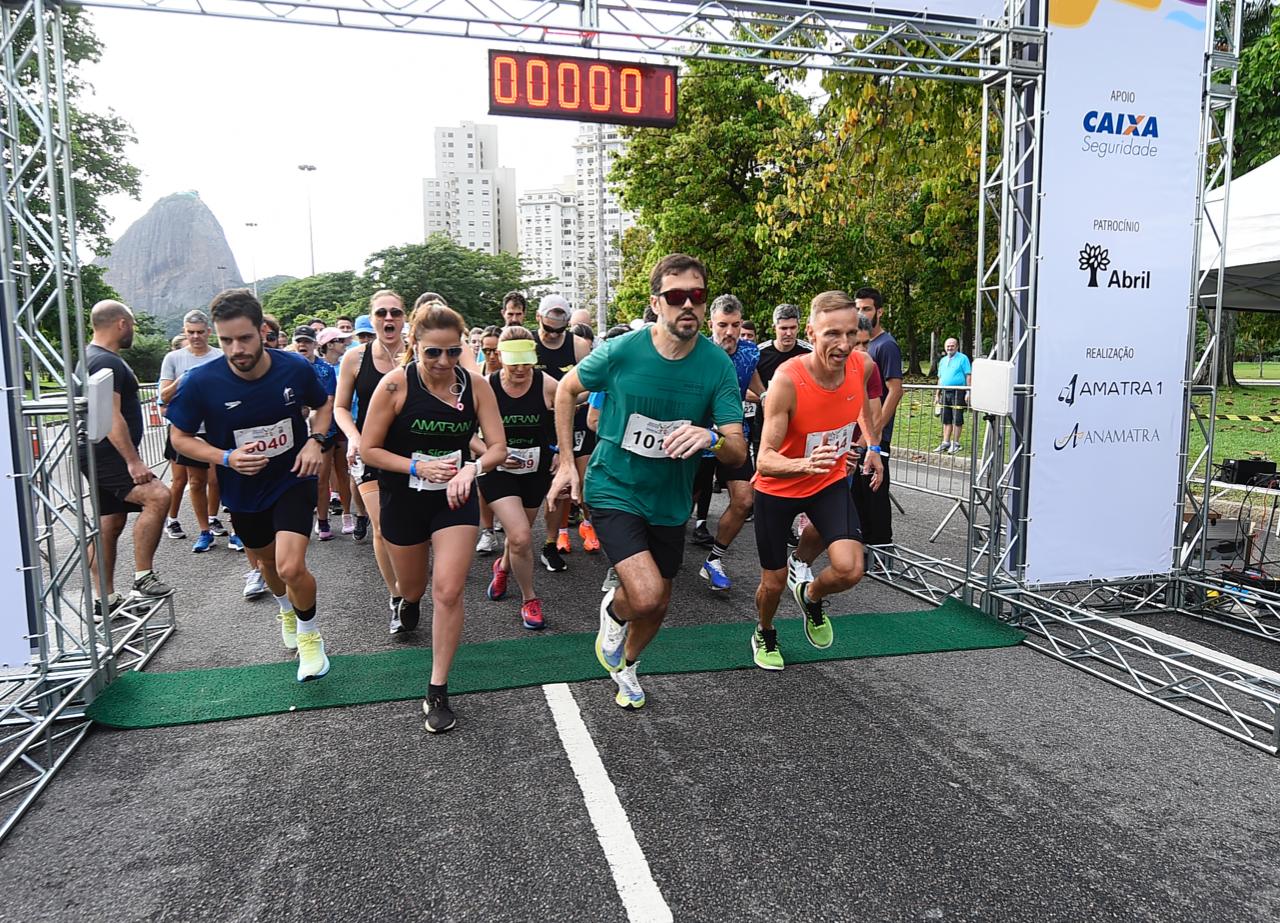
[2, 489, 1279, 922]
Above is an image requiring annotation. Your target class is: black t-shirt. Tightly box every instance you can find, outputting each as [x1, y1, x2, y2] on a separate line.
[84, 344, 143, 456]
[756, 342, 812, 387]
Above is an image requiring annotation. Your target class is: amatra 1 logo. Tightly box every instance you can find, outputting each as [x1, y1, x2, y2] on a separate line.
[1078, 244, 1151, 290]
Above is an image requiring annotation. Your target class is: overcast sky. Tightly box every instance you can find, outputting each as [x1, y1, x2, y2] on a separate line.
[83, 9, 583, 282]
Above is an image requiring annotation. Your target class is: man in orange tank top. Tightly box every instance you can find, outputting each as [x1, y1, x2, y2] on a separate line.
[750, 291, 884, 671]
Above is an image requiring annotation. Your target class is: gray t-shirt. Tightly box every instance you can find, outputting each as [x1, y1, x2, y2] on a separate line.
[160, 347, 222, 433]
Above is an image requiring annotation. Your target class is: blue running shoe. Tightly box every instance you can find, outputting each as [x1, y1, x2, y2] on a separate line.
[192, 531, 214, 553]
[700, 558, 731, 592]
[228, 534, 245, 553]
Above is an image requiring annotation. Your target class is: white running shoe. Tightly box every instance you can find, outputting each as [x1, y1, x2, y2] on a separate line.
[475, 528, 498, 554]
[786, 553, 815, 596]
[296, 631, 330, 682]
[611, 663, 645, 709]
[242, 570, 269, 599]
[595, 588, 627, 673]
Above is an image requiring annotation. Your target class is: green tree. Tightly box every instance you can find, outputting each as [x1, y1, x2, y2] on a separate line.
[611, 57, 805, 326]
[260, 271, 365, 330]
[758, 68, 985, 370]
[362, 235, 539, 327]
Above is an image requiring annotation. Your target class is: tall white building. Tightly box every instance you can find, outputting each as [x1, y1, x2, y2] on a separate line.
[423, 121, 517, 255]
[573, 123, 634, 310]
[517, 177, 578, 306]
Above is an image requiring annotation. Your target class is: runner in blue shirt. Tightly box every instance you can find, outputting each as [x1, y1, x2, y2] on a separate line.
[691, 294, 764, 593]
[167, 289, 335, 683]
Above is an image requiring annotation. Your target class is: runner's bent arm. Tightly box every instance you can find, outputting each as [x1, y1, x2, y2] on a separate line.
[745, 370, 764, 403]
[357, 370, 412, 476]
[106, 392, 151, 483]
[334, 346, 361, 443]
[467, 374, 509, 476]
[755, 375, 836, 478]
[880, 376, 903, 434]
[547, 369, 587, 506]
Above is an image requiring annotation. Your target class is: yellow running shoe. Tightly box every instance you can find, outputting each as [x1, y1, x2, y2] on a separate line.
[278, 609, 298, 651]
[296, 631, 330, 682]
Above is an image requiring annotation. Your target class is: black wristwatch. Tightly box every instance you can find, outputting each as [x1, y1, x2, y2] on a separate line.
[307, 433, 326, 445]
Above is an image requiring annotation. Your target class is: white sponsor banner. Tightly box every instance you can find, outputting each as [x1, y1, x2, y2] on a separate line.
[0, 369, 31, 667]
[1023, 0, 1206, 584]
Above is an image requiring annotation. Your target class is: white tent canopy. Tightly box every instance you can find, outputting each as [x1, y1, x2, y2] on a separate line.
[1200, 153, 1280, 312]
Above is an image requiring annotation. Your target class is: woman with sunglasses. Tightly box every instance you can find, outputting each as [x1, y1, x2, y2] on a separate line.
[334, 290, 406, 620]
[360, 302, 507, 734]
[478, 326, 558, 630]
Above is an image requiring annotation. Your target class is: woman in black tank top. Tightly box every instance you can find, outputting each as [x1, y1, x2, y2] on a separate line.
[476, 329, 558, 631]
[359, 302, 508, 734]
[333, 291, 406, 611]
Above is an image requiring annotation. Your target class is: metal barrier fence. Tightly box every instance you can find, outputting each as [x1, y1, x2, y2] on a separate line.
[888, 384, 977, 542]
[137, 383, 170, 476]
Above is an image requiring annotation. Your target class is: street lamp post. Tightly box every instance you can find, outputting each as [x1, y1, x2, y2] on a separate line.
[297, 164, 317, 277]
[244, 222, 259, 297]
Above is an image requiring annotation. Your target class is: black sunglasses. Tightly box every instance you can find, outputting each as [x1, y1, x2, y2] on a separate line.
[421, 346, 464, 359]
[660, 288, 708, 307]
[374, 308, 405, 319]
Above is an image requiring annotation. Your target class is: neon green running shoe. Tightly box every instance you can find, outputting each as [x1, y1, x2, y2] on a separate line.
[751, 627, 785, 671]
[296, 631, 330, 682]
[792, 580, 834, 649]
[278, 609, 297, 651]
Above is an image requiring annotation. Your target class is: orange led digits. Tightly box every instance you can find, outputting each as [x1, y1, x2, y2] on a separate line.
[487, 50, 677, 128]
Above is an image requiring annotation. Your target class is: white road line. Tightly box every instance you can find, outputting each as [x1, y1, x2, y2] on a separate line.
[542, 682, 673, 923]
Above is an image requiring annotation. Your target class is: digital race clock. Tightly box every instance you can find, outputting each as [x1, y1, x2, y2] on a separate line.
[487, 50, 678, 129]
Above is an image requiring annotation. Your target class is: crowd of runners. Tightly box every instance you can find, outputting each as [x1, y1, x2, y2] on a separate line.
[83, 252, 906, 734]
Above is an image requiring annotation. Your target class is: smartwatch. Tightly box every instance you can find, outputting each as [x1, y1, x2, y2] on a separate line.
[307, 433, 326, 446]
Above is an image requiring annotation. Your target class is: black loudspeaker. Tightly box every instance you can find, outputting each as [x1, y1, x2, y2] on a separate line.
[1221, 458, 1277, 485]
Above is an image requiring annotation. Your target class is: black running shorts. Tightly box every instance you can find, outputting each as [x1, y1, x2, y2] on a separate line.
[229, 478, 317, 551]
[479, 468, 553, 509]
[80, 449, 142, 516]
[379, 483, 480, 546]
[163, 431, 209, 470]
[591, 507, 685, 580]
[753, 479, 862, 571]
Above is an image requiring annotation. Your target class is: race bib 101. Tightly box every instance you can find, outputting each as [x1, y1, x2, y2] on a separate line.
[622, 413, 690, 459]
[233, 419, 294, 459]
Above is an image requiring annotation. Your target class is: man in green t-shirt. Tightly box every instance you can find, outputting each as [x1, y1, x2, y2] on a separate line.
[548, 253, 746, 711]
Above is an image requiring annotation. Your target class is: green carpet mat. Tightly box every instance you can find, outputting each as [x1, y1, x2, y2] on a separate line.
[87, 598, 1023, 729]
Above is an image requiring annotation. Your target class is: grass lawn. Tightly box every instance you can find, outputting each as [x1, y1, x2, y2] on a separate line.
[1189, 382, 1280, 469]
[1233, 361, 1280, 381]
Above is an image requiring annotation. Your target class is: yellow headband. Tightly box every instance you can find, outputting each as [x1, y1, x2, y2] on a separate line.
[498, 339, 537, 365]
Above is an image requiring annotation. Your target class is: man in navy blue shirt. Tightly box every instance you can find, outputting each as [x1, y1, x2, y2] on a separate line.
[853, 286, 900, 546]
[167, 290, 334, 682]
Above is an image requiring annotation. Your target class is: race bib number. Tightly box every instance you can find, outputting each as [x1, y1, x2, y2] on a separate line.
[408, 450, 461, 492]
[504, 446, 541, 475]
[743, 401, 757, 419]
[803, 423, 853, 460]
[622, 413, 690, 459]
[233, 419, 294, 459]
[573, 430, 586, 453]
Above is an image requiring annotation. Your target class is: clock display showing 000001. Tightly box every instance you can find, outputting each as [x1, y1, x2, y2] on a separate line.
[487, 50, 677, 128]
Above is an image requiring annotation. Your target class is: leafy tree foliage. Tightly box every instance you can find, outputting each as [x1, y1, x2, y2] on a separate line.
[611, 58, 805, 326]
[362, 235, 542, 328]
[260, 271, 365, 330]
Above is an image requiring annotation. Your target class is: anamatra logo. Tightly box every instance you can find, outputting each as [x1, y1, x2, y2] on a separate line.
[410, 418, 472, 434]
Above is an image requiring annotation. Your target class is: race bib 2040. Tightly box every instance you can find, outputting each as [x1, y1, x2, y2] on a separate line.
[408, 449, 461, 491]
[233, 419, 294, 458]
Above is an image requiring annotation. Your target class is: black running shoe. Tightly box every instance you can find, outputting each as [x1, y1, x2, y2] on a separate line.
[397, 598, 421, 632]
[691, 523, 714, 546]
[540, 542, 567, 572]
[132, 572, 173, 598]
[353, 515, 369, 542]
[423, 693, 456, 733]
